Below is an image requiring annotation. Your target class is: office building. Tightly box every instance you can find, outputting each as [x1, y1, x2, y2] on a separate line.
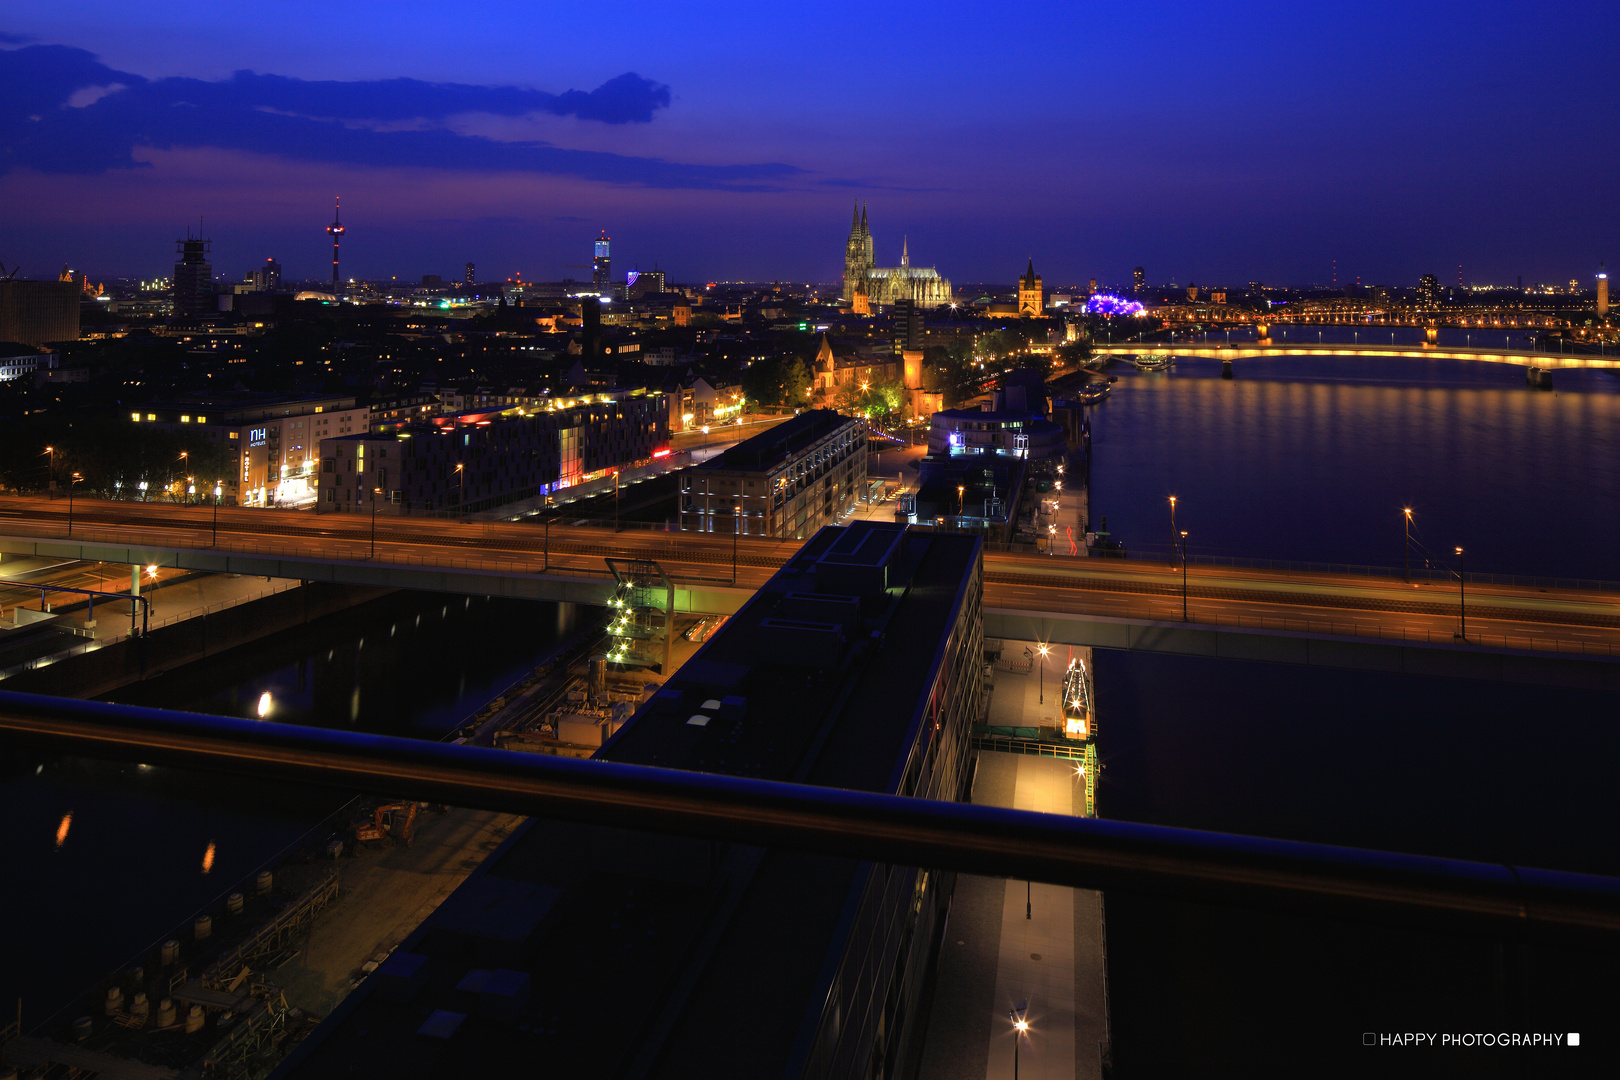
[172, 236, 215, 317]
[1018, 259, 1043, 317]
[1417, 274, 1442, 308]
[249, 258, 282, 292]
[679, 409, 866, 537]
[464, 262, 476, 285]
[0, 348, 57, 382]
[1133, 266, 1145, 293]
[0, 280, 79, 345]
[893, 298, 924, 352]
[318, 389, 668, 516]
[134, 394, 370, 506]
[274, 520, 986, 1080]
[593, 231, 611, 290]
[926, 372, 1064, 461]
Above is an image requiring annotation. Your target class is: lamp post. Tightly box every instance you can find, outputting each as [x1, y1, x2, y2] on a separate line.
[66, 472, 83, 535]
[1037, 642, 1049, 704]
[370, 486, 382, 559]
[212, 481, 222, 546]
[1180, 530, 1189, 621]
[614, 469, 621, 533]
[1455, 546, 1466, 640]
[1403, 508, 1412, 583]
[42, 446, 53, 495]
[455, 463, 465, 523]
[957, 484, 965, 524]
[1010, 1005, 1029, 1080]
[1168, 496, 1177, 568]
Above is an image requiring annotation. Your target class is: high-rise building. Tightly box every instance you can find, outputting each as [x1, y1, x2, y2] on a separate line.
[172, 235, 214, 317]
[0, 280, 79, 345]
[250, 258, 281, 292]
[1600, 263, 1610, 318]
[592, 231, 611, 290]
[1018, 259, 1043, 317]
[325, 197, 345, 294]
[1133, 266, 1145, 293]
[893, 298, 923, 353]
[680, 410, 866, 538]
[464, 262, 475, 285]
[1417, 274, 1441, 308]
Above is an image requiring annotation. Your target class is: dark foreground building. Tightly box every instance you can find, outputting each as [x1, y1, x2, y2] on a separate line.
[275, 520, 985, 1079]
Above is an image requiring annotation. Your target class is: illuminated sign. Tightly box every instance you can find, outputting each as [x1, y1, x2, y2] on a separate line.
[249, 427, 268, 446]
[626, 271, 640, 289]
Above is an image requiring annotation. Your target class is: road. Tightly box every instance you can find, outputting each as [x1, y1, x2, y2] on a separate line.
[0, 495, 1615, 656]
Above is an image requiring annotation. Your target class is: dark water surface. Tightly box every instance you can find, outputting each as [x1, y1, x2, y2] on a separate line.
[0, 593, 581, 1024]
[1087, 353, 1620, 579]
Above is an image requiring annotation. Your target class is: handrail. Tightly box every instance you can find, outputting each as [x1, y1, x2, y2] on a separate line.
[3, 691, 1619, 944]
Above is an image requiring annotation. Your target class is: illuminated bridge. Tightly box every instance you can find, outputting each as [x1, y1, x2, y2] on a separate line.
[1094, 341, 1620, 370]
[0, 496, 1616, 687]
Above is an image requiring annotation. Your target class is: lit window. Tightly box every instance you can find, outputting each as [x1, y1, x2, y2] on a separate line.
[131, 412, 140, 422]
[146, 414, 156, 421]
[180, 415, 191, 423]
[197, 416, 206, 424]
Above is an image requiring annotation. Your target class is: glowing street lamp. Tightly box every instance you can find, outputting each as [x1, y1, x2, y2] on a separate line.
[1180, 530, 1190, 621]
[1009, 1002, 1030, 1080]
[1454, 546, 1467, 641]
[1037, 642, 1050, 704]
[66, 472, 84, 535]
[1168, 495, 1177, 568]
[1403, 508, 1413, 583]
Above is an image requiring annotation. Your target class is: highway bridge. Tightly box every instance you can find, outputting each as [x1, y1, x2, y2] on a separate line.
[1094, 341, 1620, 370]
[0, 496, 1615, 687]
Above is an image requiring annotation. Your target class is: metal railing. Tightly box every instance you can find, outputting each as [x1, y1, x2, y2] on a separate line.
[4, 691, 1620, 943]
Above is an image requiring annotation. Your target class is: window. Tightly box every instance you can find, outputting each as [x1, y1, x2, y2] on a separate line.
[180, 415, 191, 423]
[131, 412, 140, 422]
[146, 413, 156, 421]
[197, 416, 206, 424]
[229, 431, 238, 440]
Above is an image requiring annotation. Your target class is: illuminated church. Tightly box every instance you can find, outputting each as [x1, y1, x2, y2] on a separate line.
[842, 204, 954, 309]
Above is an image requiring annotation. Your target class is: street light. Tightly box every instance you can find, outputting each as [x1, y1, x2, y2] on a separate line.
[1009, 1004, 1030, 1080]
[455, 463, 465, 523]
[212, 480, 222, 546]
[957, 484, 965, 521]
[1168, 496, 1177, 568]
[370, 486, 383, 558]
[1454, 546, 1466, 640]
[66, 472, 84, 535]
[42, 446, 53, 495]
[1403, 508, 1413, 583]
[1180, 530, 1190, 621]
[1037, 642, 1049, 704]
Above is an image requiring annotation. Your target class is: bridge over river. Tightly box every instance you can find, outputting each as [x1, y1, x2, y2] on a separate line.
[1093, 341, 1620, 370]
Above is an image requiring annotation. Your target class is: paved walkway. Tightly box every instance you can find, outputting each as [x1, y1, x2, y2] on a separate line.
[919, 645, 1108, 1080]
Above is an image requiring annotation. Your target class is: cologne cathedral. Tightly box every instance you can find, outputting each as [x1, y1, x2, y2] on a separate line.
[841, 204, 954, 309]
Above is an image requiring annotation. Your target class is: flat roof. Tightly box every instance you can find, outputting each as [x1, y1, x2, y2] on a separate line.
[699, 408, 860, 473]
[276, 522, 982, 1080]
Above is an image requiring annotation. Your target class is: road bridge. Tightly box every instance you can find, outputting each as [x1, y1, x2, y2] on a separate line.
[1094, 342, 1620, 370]
[0, 497, 1614, 684]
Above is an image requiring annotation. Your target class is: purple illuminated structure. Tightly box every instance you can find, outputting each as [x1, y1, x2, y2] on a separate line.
[1086, 293, 1144, 316]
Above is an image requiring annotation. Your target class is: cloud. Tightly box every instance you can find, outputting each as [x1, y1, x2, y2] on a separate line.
[0, 44, 797, 190]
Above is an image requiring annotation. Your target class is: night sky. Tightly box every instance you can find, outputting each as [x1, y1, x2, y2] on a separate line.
[2, 2, 1615, 287]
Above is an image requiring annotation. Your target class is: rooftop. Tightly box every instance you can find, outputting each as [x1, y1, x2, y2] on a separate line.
[276, 522, 983, 1080]
[698, 408, 860, 473]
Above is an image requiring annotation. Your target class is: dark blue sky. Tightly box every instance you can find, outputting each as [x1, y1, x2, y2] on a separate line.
[2, 2, 1615, 288]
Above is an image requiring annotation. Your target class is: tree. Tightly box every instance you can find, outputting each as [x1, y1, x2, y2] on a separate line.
[741, 356, 812, 408]
[926, 339, 981, 407]
[834, 375, 907, 426]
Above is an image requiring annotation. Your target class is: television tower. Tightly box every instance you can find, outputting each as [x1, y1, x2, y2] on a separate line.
[326, 197, 345, 294]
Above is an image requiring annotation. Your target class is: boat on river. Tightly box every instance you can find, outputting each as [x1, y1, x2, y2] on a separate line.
[1134, 354, 1172, 371]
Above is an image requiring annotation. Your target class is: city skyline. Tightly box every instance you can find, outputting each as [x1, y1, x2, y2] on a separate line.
[2, 2, 1617, 286]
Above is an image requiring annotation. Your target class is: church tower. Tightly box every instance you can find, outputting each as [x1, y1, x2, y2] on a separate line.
[1018, 259, 1044, 317]
[843, 202, 873, 302]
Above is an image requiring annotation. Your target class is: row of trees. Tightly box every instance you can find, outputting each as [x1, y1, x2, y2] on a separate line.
[0, 414, 235, 498]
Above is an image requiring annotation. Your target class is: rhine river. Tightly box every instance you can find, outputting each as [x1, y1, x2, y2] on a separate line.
[4, 346, 1619, 1059]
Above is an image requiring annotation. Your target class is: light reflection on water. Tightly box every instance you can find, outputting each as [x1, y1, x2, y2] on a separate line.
[1087, 354, 1620, 577]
